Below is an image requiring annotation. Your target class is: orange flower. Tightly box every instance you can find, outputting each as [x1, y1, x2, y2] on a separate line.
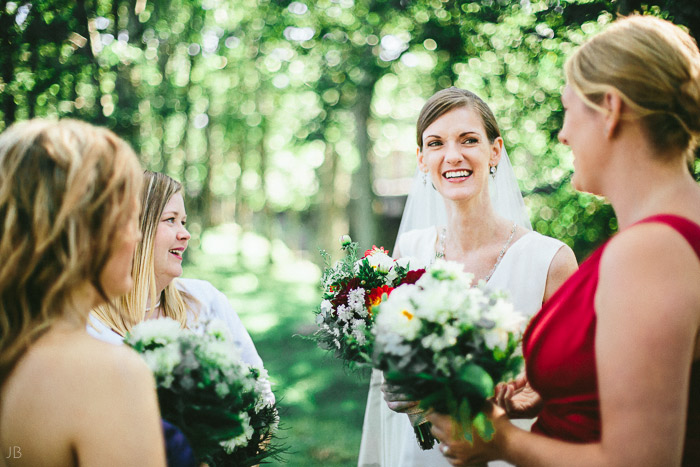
[367, 285, 394, 314]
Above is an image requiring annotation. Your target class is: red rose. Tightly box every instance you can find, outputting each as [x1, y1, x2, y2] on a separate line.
[400, 268, 426, 285]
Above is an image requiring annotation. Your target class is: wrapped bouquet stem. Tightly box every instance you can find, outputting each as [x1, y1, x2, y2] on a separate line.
[373, 259, 525, 447]
[407, 410, 434, 449]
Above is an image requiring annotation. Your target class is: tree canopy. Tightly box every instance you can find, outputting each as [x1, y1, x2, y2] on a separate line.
[2, 0, 698, 260]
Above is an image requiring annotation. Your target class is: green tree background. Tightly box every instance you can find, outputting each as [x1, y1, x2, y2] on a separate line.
[2, 1, 699, 464]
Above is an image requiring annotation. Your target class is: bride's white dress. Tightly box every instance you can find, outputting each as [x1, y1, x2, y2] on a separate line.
[358, 226, 566, 467]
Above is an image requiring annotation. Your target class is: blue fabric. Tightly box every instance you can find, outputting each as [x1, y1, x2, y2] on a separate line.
[161, 419, 197, 467]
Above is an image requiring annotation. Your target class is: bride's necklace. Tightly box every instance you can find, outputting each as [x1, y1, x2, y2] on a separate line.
[436, 222, 517, 283]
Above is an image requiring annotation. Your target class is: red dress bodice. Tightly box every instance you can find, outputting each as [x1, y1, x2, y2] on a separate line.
[523, 214, 700, 464]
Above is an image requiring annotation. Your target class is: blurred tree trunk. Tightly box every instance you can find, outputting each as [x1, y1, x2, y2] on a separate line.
[75, 0, 106, 125]
[317, 141, 341, 254]
[258, 112, 273, 266]
[349, 78, 378, 251]
[0, 9, 17, 128]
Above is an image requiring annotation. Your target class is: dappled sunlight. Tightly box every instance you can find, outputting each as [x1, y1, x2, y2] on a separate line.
[243, 312, 280, 335]
[186, 227, 370, 464]
[227, 272, 259, 294]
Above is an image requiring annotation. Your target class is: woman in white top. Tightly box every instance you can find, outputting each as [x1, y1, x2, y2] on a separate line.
[89, 171, 271, 396]
[357, 87, 578, 466]
[0, 119, 165, 466]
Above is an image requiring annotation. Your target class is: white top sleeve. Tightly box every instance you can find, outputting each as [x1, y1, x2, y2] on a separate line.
[175, 278, 264, 368]
[86, 314, 124, 345]
[176, 278, 274, 404]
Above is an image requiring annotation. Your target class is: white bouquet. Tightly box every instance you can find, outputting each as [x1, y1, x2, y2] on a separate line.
[373, 259, 525, 446]
[125, 318, 282, 466]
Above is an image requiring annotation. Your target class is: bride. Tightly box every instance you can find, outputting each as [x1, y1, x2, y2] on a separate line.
[357, 87, 578, 466]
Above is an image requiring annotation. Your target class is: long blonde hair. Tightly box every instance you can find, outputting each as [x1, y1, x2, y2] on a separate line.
[92, 171, 195, 335]
[0, 119, 142, 384]
[565, 15, 700, 162]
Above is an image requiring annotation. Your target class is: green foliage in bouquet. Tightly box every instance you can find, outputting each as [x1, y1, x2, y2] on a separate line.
[373, 259, 524, 443]
[125, 318, 283, 466]
[310, 235, 417, 370]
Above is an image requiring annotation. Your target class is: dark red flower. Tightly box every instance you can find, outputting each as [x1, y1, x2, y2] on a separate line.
[400, 268, 426, 285]
[331, 277, 363, 310]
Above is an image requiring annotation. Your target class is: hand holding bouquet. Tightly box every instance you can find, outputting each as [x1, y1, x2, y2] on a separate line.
[125, 318, 282, 467]
[373, 259, 525, 448]
[311, 235, 424, 369]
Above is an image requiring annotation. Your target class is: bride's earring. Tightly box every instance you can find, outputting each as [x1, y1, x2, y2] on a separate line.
[489, 165, 497, 179]
[422, 171, 428, 186]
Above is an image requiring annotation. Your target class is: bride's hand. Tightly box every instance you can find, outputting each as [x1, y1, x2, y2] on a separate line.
[381, 382, 420, 413]
[493, 373, 542, 419]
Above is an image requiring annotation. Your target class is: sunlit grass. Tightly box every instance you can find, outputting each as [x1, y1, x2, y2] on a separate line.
[185, 227, 369, 466]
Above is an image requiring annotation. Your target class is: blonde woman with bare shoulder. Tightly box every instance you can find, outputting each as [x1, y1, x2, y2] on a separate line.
[428, 15, 700, 466]
[0, 120, 166, 466]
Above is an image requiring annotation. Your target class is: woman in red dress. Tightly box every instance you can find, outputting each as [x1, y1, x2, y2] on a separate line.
[427, 14, 700, 466]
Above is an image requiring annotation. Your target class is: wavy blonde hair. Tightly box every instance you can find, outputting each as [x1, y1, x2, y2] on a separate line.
[92, 171, 196, 336]
[565, 15, 700, 162]
[0, 119, 142, 385]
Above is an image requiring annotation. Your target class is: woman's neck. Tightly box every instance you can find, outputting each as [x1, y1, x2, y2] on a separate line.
[144, 285, 165, 319]
[604, 150, 698, 229]
[443, 195, 504, 254]
[59, 283, 101, 329]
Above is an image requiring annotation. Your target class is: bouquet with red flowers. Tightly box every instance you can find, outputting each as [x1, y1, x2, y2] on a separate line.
[311, 235, 425, 369]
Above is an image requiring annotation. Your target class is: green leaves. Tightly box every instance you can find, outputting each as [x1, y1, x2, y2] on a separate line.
[457, 363, 494, 400]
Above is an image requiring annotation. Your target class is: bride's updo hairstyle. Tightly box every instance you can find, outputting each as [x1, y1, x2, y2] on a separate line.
[0, 119, 142, 384]
[416, 87, 501, 149]
[565, 15, 700, 162]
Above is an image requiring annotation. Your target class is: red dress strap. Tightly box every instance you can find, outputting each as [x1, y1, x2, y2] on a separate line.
[634, 214, 700, 259]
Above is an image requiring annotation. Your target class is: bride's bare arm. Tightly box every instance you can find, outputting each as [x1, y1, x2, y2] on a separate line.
[543, 245, 578, 302]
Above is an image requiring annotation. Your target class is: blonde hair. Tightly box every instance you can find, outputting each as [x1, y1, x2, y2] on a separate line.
[565, 15, 700, 161]
[0, 119, 142, 384]
[92, 171, 195, 336]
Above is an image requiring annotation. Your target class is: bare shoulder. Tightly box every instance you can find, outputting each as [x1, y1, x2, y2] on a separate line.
[601, 221, 700, 285]
[1, 329, 161, 465]
[597, 222, 700, 328]
[543, 242, 578, 302]
[5, 330, 154, 415]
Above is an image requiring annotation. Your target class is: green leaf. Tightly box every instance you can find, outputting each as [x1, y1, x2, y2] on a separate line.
[473, 412, 495, 441]
[457, 364, 494, 399]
